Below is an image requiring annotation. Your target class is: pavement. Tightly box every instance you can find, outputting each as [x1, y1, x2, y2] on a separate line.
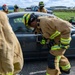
[19, 58, 75, 75]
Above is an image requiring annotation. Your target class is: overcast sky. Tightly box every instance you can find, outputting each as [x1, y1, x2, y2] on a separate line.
[0, 0, 75, 8]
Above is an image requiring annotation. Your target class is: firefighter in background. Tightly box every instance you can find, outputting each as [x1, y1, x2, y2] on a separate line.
[14, 5, 19, 12]
[38, 1, 47, 13]
[0, 11, 23, 75]
[2, 4, 9, 14]
[23, 13, 72, 75]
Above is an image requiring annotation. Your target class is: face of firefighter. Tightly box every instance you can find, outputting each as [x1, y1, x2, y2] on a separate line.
[30, 20, 37, 29]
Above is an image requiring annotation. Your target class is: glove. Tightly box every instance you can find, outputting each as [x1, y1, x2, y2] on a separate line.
[47, 39, 55, 49]
[40, 38, 46, 45]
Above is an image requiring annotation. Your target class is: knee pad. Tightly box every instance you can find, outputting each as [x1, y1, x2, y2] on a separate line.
[47, 53, 55, 69]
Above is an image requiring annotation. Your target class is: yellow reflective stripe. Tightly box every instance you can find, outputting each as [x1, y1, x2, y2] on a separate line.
[26, 14, 30, 24]
[56, 56, 61, 62]
[23, 14, 27, 18]
[46, 73, 50, 75]
[23, 14, 28, 24]
[50, 31, 61, 39]
[6, 72, 13, 75]
[61, 63, 71, 70]
[56, 56, 61, 66]
[51, 45, 61, 50]
[61, 37, 71, 44]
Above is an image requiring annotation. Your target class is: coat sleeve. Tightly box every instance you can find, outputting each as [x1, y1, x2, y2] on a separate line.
[54, 18, 72, 45]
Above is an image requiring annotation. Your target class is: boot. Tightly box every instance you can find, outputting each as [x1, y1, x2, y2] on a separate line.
[60, 67, 71, 74]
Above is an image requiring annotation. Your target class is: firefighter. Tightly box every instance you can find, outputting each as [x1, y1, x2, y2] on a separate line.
[23, 13, 72, 75]
[0, 11, 23, 75]
[38, 1, 47, 13]
[14, 5, 19, 12]
[2, 4, 9, 14]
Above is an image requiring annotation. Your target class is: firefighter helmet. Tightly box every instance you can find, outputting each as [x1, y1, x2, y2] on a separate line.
[2, 4, 8, 10]
[23, 13, 37, 27]
[14, 5, 19, 9]
[39, 1, 44, 7]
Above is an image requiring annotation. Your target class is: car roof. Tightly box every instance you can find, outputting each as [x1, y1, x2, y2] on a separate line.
[7, 11, 55, 18]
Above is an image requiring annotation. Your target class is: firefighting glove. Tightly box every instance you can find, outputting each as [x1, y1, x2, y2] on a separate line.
[47, 39, 55, 49]
[40, 37, 46, 45]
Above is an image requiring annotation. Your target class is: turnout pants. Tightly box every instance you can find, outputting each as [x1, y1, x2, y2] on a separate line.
[46, 49, 71, 75]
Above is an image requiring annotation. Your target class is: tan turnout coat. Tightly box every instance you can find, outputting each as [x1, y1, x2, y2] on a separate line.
[38, 7, 47, 13]
[37, 16, 72, 41]
[0, 11, 23, 75]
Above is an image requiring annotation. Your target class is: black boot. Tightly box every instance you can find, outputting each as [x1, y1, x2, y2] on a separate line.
[60, 67, 71, 74]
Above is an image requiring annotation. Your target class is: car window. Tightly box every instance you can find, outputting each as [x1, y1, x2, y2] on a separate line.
[9, 16, 33, 34]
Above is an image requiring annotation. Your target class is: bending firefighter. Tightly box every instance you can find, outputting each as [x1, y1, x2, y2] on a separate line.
[0, 11, 23, 75]
[23, 13, 72, 75]
[38, 1, 47, 13]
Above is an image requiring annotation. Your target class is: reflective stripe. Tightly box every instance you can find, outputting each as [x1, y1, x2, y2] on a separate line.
[61, 37, 71, 45]
[56, 56, 61, 66]
[61, 63, 71, 70]
[50, 31, 61, 39]
[23, 14, 27, 24]
[6, 72, 13, 75]
[51, 45, 61, 50]
[56, 56, 61, 62]
[26, 14, 30, 24]
[46, 73, 50, 75]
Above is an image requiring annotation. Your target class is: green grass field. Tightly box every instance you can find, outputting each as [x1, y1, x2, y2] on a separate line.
[54, 11, 75, 21]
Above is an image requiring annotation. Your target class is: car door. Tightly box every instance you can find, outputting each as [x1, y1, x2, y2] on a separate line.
[8, 15, 48, 59]
[65, 33, 75, 57]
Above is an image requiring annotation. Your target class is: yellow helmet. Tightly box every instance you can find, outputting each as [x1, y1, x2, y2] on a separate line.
[23, 13, 37, 27]
[23, 13, 30, 27]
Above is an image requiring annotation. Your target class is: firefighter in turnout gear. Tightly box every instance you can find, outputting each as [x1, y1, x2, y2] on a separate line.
[14, 5, 19, 12]
[2, 4, 9, 14]
[23, 13, 72, 75]
[0, 11, 23, 75]
[38, 1, 47, 13]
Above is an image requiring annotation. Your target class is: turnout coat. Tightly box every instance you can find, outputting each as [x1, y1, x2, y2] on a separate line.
[0, 11, 23, 75]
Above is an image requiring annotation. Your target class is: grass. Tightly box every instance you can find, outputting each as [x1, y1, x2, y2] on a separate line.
[53, 11, 75, 21]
